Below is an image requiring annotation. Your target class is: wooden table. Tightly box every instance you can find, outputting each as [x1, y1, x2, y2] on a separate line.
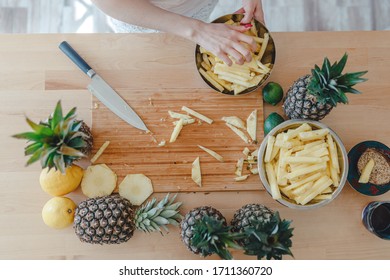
[1, 32, 389, 260]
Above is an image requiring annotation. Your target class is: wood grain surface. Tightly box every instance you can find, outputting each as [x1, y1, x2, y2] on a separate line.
[1, 32, 390, 260]
[92, 88, 263, 193]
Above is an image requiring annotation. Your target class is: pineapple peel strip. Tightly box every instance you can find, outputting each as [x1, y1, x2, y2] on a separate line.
[90, 141, 110, 163]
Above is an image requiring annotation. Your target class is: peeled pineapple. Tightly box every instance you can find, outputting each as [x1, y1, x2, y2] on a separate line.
[81, 164, 117, 198]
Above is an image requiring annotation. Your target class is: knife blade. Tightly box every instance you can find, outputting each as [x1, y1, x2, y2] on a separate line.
[59, 41, 148, 131]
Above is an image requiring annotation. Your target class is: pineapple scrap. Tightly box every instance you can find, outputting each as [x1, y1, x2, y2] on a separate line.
[221, 116, 246, 130]
[181, 106, 213, 124]
[168, 110, 192, 120]
[235, 174, 250, 182]
[192, 157, 202, 187]
[170, 119, 184, 143]
[198, 145, 224, 162]
[157, 140, 166, 147]
[246, 109, 257, 142]
[119, 174, 153, 206]
[90, 141, 110, 163]
[243, 147, 250, 157]
[173, 118, 195, 126]
[226, 123, 250, 144]
[235, 158, 244, 177]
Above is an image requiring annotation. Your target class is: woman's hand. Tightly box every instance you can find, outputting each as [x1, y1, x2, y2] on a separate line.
[236, 0, 264, 24]
[192, 22, 257, 66]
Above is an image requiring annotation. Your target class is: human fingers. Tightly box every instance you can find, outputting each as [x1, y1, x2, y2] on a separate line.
[240, 2, 256, 24]
[234, 7, 245, 14]
[232, 42, 253, 62]
[225, 47, 246, 65]
[217, 51, 233, 66]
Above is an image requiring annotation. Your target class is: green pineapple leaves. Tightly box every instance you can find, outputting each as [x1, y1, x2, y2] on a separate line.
[191, 215, 243, 260]
[308, 53, 368, 107]
[135, 194, 183, 234]
[241, 212, 294, 260]
[12, 100, 87, 173]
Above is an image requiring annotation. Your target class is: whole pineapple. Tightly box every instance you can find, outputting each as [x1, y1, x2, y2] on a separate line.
[74, 194, 182, 245]
[180, 206, 242, 259]
[12, 100, 93, 173]
[231, 204, 294, 260]
[283, 53, 368, 120]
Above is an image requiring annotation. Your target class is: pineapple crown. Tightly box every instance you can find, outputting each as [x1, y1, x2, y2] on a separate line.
[191, 215, 243, 260]
[135, 194, 183, 234]
[12, 100, 87, 173]
[307, 53, 368, 107]
[241, 211, 294, 260]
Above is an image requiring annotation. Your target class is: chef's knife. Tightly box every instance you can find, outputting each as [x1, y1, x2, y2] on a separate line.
[59, 41, 148, 131]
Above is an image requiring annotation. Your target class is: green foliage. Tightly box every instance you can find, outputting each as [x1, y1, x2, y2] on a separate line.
[12, 100, 87, 173]
[135, 194, 183, 233]
[307, 53, 368, 106]
[191, 215, 243, 260]
[242, 212, 294, 260]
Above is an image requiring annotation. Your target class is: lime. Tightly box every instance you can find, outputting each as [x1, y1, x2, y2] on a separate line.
[264, 112, 285, 135]
[263, 82, 284, 105]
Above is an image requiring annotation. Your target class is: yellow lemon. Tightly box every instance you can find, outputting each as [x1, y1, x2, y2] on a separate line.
[42, 197, 77, 229]
[40, 165, 84, 196]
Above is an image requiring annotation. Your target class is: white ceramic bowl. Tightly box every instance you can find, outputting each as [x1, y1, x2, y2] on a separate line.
[258, 119, 348, 210]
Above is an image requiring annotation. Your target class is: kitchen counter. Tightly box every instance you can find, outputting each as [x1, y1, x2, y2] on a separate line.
[1, 32, 389, 260]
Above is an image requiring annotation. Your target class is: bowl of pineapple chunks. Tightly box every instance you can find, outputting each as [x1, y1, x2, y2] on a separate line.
[195, 14, 276, 95]
[258, 120, 348, 209]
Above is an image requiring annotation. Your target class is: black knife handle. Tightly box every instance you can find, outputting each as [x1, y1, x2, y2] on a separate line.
[59, 41, 95, 78]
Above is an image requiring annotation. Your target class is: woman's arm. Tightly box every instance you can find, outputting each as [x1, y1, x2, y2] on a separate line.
[92, 0, 257, 65]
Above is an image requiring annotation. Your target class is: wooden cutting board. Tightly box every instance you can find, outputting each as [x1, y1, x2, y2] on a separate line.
[92, 88, 264, 192]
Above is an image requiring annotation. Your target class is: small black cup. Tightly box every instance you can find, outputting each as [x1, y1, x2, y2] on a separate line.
[362, 201, 390, 240]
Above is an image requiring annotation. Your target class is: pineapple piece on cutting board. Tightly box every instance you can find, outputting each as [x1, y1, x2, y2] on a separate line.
[119, 174, 154, 206]
[81, 164, 117, 198]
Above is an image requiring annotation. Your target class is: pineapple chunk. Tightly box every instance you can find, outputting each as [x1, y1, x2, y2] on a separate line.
[192, 157, 202, 187]
[221, 116, 246, 130]
[235, 158, 244, 177]
[181, 106, 213, 124]
[198, 145, 224, 162]
[358, 159, 375, 183]
[170, 119, 184, 143]
[81, 164, 117, 198]
[90, 141, 110, 163]
[264, 135, 275, 163]
[246, 109, 257, 141]
[226, 123, 250, 143]
[168, 110, 192, 120]
[118, 174, 153, 206]
[235, 174, 250, 182]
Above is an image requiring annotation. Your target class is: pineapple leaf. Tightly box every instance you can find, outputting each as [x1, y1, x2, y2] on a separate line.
[59, 144, 86, 157]
[25, 117, 53, 136]
[67, 137, 87, 149]
[12, 132, 45, 142]
[51, 101, 63, 130]
[321, 57, 331, 80]
[190, 215, 243, 260]
[24, 142, 43, 156]
[26, 148, 43, 166]
[53, 154, 66, 173]
[64, 107, 77, 120]
[330, 53, 348, 77]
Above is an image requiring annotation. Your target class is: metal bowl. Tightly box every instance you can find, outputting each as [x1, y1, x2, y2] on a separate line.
[195, 14, 276, 96]
[258, 120, 349, 210]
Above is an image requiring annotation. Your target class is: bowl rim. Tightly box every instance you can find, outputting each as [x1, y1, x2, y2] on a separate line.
[194, 13, 276, 96]
[257, 119, 349, 210]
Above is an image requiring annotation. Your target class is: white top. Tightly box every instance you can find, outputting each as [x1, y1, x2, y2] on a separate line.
[110, 0, 219, 33]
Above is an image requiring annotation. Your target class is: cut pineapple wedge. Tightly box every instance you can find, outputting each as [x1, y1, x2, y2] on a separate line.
[170, 119, 184, 143]
[81, 164, 117, 198]
[118, 174, 154, 206]
[246, 109, 257, 141]
[198, 145, 224, 162]
[192, 157, 202, 187]
[226, 123, 250, 143]
[221, 116, 246, 130]
[358, 159, 375, 183]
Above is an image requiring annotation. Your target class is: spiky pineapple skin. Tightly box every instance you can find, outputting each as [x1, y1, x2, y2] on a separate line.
[79, 121, 93, 156]
[231, 204, 273, 245]
[283, 75, 333, 120]
[74, 195, 135, 245]
[180, 206, 226, 256]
